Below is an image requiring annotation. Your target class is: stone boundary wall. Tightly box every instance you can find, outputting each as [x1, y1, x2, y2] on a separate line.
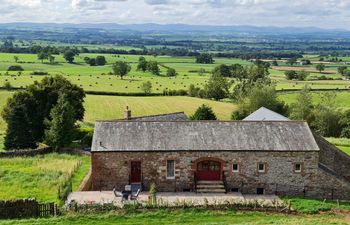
[314, 134, 350, 182]
[0, 147, 52, 158]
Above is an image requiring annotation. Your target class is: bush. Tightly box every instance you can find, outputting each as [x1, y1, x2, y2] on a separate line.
[2, 81, 12, 90]
[30, 71, 49, 75]
[75, 127, 94, 147]
[8, 65, 24, 71]
[163, 89, 188, 96]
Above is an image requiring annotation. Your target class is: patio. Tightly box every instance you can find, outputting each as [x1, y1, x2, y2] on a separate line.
[66, 191, 283, 207]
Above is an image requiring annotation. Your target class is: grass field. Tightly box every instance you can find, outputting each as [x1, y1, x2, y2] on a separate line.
[279, 91, 350, 110]
[84, 95, 236, 123]
[0, 210, 348, 225]
[1, 53, 349, 94]
[0, 153, 90, 203]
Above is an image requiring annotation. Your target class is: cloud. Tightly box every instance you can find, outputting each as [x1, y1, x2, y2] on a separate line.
[0, 0, 349, 29]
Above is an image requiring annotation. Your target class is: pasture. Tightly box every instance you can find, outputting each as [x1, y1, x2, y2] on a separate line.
[278, 91, 350, 110]
[1, 53, 350, 94]
[0, 153, 90, 203]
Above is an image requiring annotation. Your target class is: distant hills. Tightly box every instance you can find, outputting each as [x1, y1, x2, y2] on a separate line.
[0, 22, 348, 35]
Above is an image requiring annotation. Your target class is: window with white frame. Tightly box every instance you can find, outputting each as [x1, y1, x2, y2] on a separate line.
[294, 163, 302, 173]
[232, 163, 239, 173]
[166, 160, 175, 179]
[258, 163, 266, 173]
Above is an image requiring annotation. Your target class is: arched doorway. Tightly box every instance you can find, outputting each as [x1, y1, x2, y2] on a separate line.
[196, 160, 221, 181]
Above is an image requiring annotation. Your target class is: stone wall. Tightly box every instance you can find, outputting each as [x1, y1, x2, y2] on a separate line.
[91, 150, 350, 200]
[314, 134, 350, 182]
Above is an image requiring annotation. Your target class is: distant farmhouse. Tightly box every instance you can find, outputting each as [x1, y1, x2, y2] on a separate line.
[90, 107, 350, 200]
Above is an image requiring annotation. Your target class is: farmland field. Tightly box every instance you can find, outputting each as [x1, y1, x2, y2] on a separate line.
[1, 53, 350, 94]
[0, 153, 90, 203]
[0, 210, 348, 225]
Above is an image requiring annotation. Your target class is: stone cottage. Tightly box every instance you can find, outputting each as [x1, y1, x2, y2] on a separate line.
[90, 107, 350, 200]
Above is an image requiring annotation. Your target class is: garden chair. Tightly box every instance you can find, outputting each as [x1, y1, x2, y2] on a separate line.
[130, 188, 141, 201]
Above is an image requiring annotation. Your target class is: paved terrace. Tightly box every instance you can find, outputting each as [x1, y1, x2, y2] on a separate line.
[67, 192, 283, 207]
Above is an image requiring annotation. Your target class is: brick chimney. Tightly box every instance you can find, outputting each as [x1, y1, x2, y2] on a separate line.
[124, 106, 131, 120]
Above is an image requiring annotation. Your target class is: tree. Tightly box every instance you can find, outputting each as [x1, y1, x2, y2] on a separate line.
[235, 84, 288, 117]
[311, 92, 343, 137]
[147, 61, 160, 75]
[213, 64, 231, 77]
[63, 50, 76, 63]
[287, 57, 297, 66]
[285, 70, 297, 80]
[87, 58, 96, 66]
[296, 70, 309, 81]
[140, 81, 152, 94]
[285, 70, 309, 81]
[338, 66, 348, 76]
[44, 94, 76, 150]
[112, 61, 131, 79]
[2, 91, 38, 150]
[137, 56, 148, 72]
[190, 104, 217, 120]
[95, 56, 107, 66]
[8, 65, 23, 71]
[49, 55, 55, 64]
[2, 75, 85, 150]
[13, 56, 19, 63]
[204, 74, 231, 101]
[289, 86, 314, 121]
[272, 60, 278, 66]
[166, 68, 177, 77]
[37, 51, 48, 63]
[316, 64, 325, 73]
[196, 53, 214, 64]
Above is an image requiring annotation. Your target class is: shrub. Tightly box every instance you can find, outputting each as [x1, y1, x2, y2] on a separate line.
[8, 65, 24, 71]
[2, 81, 12, 90]
[30, 71, 49, 75]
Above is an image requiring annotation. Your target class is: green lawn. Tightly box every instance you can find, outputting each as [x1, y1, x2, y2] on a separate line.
[0, 153, 90, 203]
[0, 210, 347, 225]
[336, 146, 350, 155]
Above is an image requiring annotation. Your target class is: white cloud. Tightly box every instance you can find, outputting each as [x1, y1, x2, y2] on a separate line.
[0, 0, 348, 29]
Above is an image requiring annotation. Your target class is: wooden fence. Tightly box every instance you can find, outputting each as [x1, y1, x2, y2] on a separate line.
[0, 199, 57, 219]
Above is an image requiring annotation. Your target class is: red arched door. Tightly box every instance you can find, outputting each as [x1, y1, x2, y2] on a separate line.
[197, 160, 221, 181]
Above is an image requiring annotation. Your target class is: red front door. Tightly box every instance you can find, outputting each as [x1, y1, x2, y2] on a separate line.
[197, 160, 221, 181]
[131, 161, 141, 183]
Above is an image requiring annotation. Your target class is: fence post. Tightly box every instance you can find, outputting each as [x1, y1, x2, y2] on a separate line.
[303, 186, 306, 198]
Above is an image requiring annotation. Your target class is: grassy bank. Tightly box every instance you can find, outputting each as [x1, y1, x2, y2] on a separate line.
[0, 209, 348, 225]
[0, 153, 90, 203]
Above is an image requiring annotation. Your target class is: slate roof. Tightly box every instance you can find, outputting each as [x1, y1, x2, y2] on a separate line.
[243, 107, 289, 121]
[92, 121, 319, 152]
[128, 112, 188, 121]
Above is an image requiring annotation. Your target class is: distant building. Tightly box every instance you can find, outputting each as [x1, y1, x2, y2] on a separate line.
[89, 107, 350, 200]
[243, 107, 289, 121]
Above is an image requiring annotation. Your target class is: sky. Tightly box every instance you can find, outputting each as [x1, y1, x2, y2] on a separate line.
[0, 0, 349, 29]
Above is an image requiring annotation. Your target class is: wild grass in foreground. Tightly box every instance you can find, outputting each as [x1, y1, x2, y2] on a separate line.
[282, 197, 350, 213]
[0, 209, 347, 225]
[0, 153, 90, 203]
